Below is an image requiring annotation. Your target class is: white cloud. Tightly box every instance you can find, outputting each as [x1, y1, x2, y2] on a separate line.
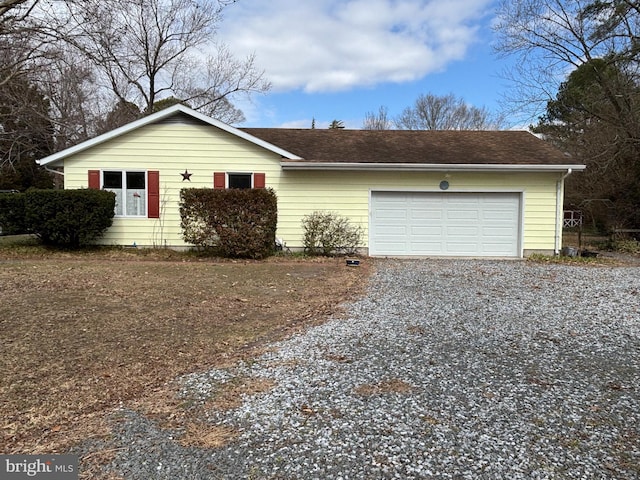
[218, 0, 494, 93]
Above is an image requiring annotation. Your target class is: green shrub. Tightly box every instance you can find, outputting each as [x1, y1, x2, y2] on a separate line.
[0, 192, 26, 235]
[180, 188, 277, 259]
[24, 189, 115, 247]
[302, 211, 363, 255]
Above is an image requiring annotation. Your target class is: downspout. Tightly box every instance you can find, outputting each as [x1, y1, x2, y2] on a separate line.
[555, 168, 573, 255]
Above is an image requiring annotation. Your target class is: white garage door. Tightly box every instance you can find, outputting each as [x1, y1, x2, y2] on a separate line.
[370, 191, 521, 257]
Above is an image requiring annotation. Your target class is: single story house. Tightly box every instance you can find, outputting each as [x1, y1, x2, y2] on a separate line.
[37, 104, 585, 257]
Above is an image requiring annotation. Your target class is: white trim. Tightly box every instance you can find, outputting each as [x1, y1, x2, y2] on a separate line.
[368, 186, 526, 193]
[282, 162, 586, 172]
[37, 104, 302, 167]
[554, 169, 573, 254]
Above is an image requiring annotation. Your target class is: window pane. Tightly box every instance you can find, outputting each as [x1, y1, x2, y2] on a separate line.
[126, 172, 145, 189]
[103, 171, 122, 188]
[125, 189, 146, 216]
[106, 188, 123, 216]
[228, 173, 252, 189]
[101, 171, 148, 217]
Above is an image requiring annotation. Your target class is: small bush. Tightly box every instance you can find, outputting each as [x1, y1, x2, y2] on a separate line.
[0, 192, 26, 235]
[24, 189, 115, 247]
[611, 239, 640, 254]
[180, 188, 277, 259]
[302, 211, 363, 255]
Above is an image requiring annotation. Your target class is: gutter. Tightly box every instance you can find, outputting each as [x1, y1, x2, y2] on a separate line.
[555, 169, 573, 255]
[280, 162, 586, 173]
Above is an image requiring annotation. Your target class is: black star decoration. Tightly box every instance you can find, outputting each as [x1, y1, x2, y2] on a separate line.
[181, 169, 192, 182]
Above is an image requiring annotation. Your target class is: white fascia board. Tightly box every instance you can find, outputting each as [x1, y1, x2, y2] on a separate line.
[280, 162, 586, 172]
[37, 104, 301, 166]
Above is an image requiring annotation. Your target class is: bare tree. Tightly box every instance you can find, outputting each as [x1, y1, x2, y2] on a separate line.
[0, 0, 34, 18]
[493, 0, 640, 125]
[57, 0, 269, 122]
[175, 43, 268, 123]
[0, 72, 54, 190]
[395, 93, 502, 130]
[499, 1, 640, 227]
[36, 54, 106, 148]
[363, 106, 392, 130]
[0, 1, 64, 86]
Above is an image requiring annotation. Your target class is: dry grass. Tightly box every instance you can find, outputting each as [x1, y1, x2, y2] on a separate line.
[204, 377, 276, 412]
[0, 247, 371, 462]
[353, 379, 414, 396]
[178, 423, 240, 449]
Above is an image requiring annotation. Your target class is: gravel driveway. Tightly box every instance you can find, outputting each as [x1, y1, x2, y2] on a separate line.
[106, 259, 640, 479]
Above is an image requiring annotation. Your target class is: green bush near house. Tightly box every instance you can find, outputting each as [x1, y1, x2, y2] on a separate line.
[0, 192, 27, 235]
[180, 188, 278, 259]
[24, 189, 116, 247]
[302, 211, 363, 256]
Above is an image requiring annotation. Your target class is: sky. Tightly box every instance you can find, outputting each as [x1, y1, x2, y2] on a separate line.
[217, 0, 519, 129]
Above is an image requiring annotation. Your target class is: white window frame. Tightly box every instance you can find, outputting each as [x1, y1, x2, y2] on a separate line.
[102, 170, 148, 218]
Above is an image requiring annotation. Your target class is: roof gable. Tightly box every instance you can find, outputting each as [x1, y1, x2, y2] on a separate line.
[37, 105, 301, 167]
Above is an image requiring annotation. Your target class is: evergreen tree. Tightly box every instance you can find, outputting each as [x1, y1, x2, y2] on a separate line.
[534, 58, 640, 228]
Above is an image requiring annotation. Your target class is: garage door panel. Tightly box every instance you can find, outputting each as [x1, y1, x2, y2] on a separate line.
[411, 226, 443, 236]
[482, 212, 516, 222]
[376, 227, 408, 236]
[447, 227, 481, 238]
[374, 241, 408, 254]
[446, 243, 480, 255]
[483, 227, 517, 237]
[411, 240, 443, 249]
[376, 208, 408, 220]
[411, 209, 442, 221]
[446, 211, 480, 221]
[371, 192, 520, 257]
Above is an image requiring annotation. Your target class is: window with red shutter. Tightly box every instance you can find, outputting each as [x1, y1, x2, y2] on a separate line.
[214, 172, 266, 189]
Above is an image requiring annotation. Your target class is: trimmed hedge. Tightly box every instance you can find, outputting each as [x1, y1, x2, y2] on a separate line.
[180, 188, 277, 259]
[24, 189, 115, 247]
[0, 192, 27, 235]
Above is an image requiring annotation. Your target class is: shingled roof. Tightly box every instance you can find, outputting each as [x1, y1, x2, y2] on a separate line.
[242, 128, 574, 167]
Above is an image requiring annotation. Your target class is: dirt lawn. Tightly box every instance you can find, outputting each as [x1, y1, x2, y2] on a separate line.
[0, 248, 371, 467]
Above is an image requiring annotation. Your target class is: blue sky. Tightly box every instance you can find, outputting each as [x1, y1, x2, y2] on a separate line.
[218, 0, 518, 129]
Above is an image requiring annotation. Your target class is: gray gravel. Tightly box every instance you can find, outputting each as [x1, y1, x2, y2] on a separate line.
[105, 259, 640, 479]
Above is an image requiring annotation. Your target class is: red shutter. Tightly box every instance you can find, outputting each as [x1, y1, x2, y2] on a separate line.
[147, 171, 160, 219]
[254, 172, 266, 189]
[213, 172, 226, 189]
[88, 170, 100, 189]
